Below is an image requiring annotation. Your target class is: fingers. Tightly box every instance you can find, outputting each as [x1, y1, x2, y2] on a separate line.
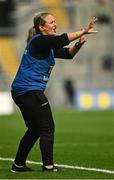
[90, 17, 98, 24]
[87, 30, 98, 34]
[89, 17, 98, 28]
[91, 17, 98, 23]
[79, 35, 86, 44]
[87, 28, 98, 34]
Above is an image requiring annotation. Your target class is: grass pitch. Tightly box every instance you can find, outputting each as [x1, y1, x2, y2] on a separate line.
[0, 110, 114, 179]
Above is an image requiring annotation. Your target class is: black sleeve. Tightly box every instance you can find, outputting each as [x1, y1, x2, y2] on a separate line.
[30, 33, 70, 51]
[54, 48, 73, 59]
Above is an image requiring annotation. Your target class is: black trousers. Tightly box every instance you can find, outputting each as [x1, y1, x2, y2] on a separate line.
[12, 90, 55, 166]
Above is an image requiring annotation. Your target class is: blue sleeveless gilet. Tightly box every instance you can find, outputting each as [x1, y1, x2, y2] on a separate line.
[11, 34, 55, 96]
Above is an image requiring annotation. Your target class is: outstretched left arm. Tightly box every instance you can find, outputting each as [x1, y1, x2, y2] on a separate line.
[54, 35, 86, 59]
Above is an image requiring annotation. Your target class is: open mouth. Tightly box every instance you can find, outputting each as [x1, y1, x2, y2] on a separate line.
[54, 29, 56, 33]
[53, 27, 56, 33]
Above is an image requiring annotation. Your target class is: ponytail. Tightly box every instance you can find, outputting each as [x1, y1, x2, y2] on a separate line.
[27, 26, 36, 43]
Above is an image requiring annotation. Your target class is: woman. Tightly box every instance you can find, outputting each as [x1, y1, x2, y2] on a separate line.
[11, 12, 97, 172]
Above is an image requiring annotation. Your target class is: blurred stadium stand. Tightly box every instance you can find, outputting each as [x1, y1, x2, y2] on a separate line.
[0, 37, 19, 80]
[0, 0, 114, 109]
[42, 0, 70, 28]
[0, 0, 16, 36]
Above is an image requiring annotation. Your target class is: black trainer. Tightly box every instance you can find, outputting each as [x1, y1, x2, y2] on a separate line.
[11, 163, 33, 173]
[42, 165, 59, 172]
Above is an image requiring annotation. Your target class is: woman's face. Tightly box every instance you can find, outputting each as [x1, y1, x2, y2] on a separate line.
[40, 15, 57, 35]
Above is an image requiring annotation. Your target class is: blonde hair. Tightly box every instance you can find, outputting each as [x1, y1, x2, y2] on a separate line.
[27, 12, 52, 42]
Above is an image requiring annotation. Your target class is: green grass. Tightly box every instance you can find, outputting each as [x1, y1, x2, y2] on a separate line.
[0, 110, 114, 179]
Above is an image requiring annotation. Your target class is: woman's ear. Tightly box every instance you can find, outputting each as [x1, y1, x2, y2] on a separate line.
[39, 25, 45, 32]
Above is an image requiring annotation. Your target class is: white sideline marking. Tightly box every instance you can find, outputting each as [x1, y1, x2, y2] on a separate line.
[0, 157, 114, 174]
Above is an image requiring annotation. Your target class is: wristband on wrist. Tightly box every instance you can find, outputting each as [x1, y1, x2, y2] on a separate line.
[74, 42, 83, 49]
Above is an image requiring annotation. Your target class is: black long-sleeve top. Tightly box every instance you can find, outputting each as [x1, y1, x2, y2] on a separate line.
[29, 33, 73, 60]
